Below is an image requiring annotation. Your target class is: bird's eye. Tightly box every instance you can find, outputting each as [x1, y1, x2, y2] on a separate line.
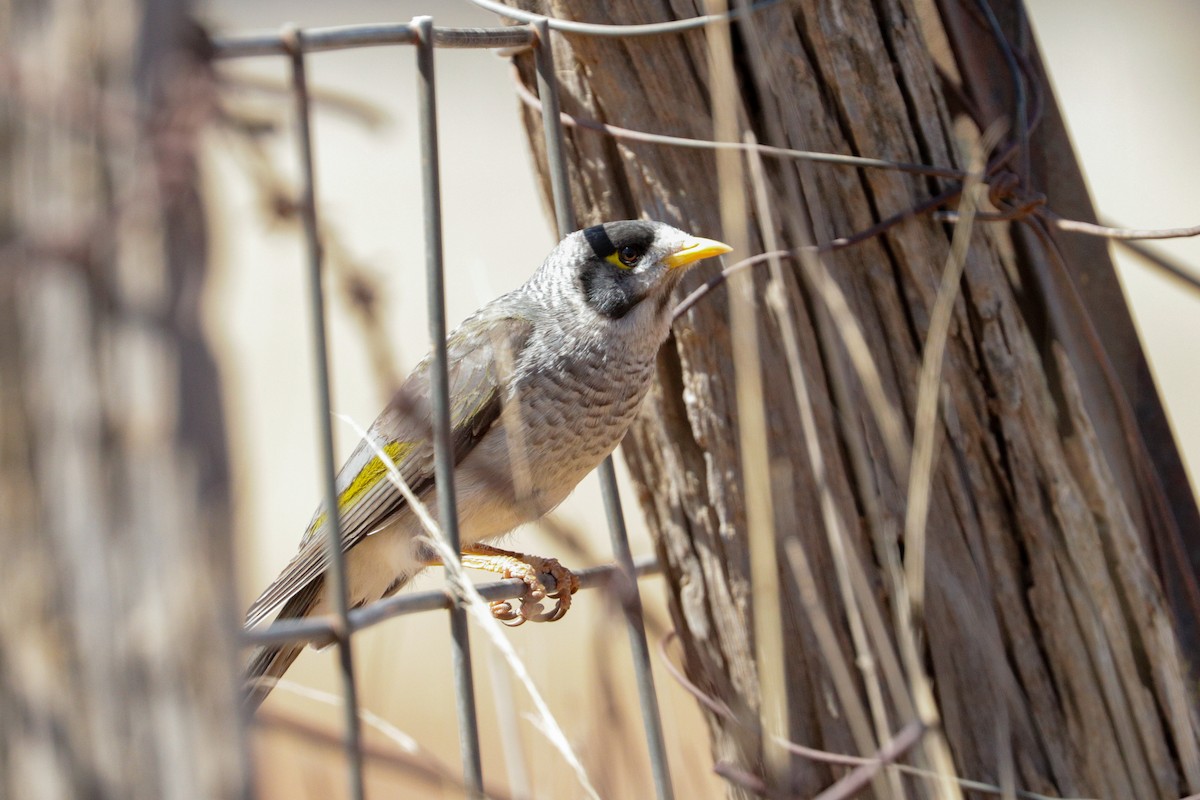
[617, 245, 642, 267]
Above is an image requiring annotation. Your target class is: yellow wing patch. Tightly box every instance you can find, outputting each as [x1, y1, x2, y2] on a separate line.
[340, 440, 414, 511]
[309, 440, 415, 536]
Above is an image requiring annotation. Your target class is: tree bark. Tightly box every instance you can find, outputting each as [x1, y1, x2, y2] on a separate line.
[0, 2, 247, 798]
[513, 1, 1200, 797]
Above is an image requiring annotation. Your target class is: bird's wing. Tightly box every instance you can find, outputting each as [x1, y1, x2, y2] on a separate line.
[245, 311, 534, 627]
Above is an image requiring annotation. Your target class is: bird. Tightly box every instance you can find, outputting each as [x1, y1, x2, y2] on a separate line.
[243, 219, 731, 710]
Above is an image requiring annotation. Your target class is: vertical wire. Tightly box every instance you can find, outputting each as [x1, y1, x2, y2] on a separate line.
[413, 16, 484, 797]
[532, 19, 574, 235]
[282, 25, 365, 800]
[533, 19, 676, 800]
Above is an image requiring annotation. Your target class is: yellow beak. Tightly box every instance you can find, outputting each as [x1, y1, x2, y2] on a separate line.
[663, 237, 733, 270]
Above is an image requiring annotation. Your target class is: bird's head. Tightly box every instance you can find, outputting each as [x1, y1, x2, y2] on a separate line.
[535, 220, 731, 329]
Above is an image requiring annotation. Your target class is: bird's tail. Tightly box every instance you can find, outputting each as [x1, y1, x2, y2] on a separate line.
[243, 578, 323, 712]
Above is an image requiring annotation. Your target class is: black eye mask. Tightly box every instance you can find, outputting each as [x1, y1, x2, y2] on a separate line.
[583, 224, 617, 259]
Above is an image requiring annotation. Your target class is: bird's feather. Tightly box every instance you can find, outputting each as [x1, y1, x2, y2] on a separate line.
[244, 309, 534, 628]
[243, 578, 322, 710]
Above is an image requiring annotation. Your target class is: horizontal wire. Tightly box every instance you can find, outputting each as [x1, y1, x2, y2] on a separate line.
[211, 23, 536, 59]
[511, 67, 967, 180]
[212, 20, 966, 180]
[1042, 208, 1200, 241]
[211, 0, 786, 60]
[241, 553, 662, 647]
[468, 0, 783, 37]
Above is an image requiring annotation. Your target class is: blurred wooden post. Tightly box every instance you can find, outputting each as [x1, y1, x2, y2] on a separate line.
[514, 1, 1200, 798]
[0, 2, 248, 798]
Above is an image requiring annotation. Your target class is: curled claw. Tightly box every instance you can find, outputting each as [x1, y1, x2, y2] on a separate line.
[517, 594, 549, 624]
[458, 543, 580, 624]
[531, 558, 578, 622]
[489, 599, 528, 627]
[530, 598, 569, 623]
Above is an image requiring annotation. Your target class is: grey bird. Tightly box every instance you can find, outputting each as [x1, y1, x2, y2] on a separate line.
[244, 219, 731, 709]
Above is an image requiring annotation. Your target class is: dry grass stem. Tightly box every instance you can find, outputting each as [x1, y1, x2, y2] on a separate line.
[657, 633, 1095, 800]
[272, 679, 423, 755]
[745, 132, 899, 800]
[706, 4, 789, 786]
[484, 647, 533, 800]
[337, 414, 601, 800]
[896, 124, 1007, 800]
[902, 123, 1004, 618]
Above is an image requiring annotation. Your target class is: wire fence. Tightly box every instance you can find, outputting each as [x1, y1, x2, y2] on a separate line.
[212, 13, 717, 800]
[9, 0, 1200, 798]
[210, 5, 1200, 800]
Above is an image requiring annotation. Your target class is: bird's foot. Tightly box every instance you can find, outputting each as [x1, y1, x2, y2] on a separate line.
[459, 543, 580, 626]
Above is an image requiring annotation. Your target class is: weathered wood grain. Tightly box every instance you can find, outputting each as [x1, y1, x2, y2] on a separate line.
[513, 1, 1199, 797]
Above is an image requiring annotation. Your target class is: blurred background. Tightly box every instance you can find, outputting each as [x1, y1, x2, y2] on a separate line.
[199, 0, 1199, 796]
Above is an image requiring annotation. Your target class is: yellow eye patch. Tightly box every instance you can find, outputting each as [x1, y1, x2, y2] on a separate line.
[605, 252, 633, 270]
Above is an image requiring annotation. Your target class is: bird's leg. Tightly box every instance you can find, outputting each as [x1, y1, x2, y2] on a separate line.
[455, 543, 580, 626]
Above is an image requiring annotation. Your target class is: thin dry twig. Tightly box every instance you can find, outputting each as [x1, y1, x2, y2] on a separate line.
[896, 124, 1007, 800]
[270, 680, 423, 756]
[338, 414, 602, 800]
[257, 699, 516, 800]
[706, 7, 790, 788]
[673, 246, 911, 483]
[745, 130, 899, 800]
[903, 122, 1004, 623]
[812, 720, 927, 800]
[215, 68, 392, 128]
[656, 633, 1099, 800]
[483, 647, 534, 800]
